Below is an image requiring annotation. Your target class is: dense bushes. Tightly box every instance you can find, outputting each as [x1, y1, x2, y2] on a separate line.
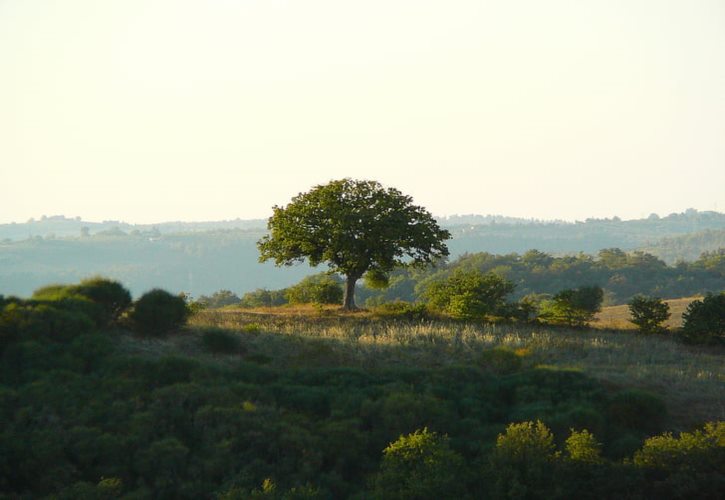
[129, 289, 189, 336]
[0, 283, 722, 498]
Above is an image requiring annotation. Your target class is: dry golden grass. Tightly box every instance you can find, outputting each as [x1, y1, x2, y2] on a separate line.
[594, 296, 700, 330]
[181, 308, 724, 431]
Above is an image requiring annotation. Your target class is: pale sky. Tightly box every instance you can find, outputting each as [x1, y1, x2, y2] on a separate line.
[1, 0, 724, 224]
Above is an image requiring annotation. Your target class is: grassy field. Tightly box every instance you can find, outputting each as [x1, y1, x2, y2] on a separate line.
[158, 307, 725, 431]
[594, 296, 699, 330]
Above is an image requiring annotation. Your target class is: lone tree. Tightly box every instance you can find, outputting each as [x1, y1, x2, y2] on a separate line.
[628, 295, 670, 335]
[258, 179, 450, 309]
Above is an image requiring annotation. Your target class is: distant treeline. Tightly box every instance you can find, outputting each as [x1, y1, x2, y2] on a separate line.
[1, 210, 723, 298]
[239, 248, 723, 307]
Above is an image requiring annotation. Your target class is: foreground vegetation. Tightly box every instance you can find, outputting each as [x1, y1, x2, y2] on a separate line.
[1, 278, 722, 499]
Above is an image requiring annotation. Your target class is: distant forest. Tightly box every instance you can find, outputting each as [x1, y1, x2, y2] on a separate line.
[0, 210, 723, 300]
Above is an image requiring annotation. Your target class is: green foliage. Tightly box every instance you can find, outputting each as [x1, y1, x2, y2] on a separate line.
[258, 178, 450, 309]
[633, 422, 725, 499]
[423, 268, 515, 319]
[0, 301, 95, 346]
[240, 288, 289, 308]
[628, 295, 670, 334]
[70, 277, 132, 324]
[372, 428, 465, 500]
[539, 285, 603, 327]
[32, 277, 131, 326]
[364, 269, 391, 289]
[680, 292, 725, 345]
[370, 301, 430, 321]
[196, 289, 241, 309]
[129, 289, 189, 336]
[1, 281, 722, 499]
[201, 328, 243, 354]
[478, 347, 523, 374]
[608, 389, 667, 434]
[285, 273, 343, 305]
[488, 420, 558, 499]
[565, 429, 603, 463]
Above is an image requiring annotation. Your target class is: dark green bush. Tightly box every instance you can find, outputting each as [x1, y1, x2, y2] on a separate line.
[32, 277, 131, 326]
[680, 292, 725, 345]
[129, 289, 188, 336]
[201, 328, 243, 354]
[0, 302, 95, 346]
[608, 389, 666, 434]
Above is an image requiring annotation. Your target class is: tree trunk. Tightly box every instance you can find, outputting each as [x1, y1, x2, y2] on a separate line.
[343, 275, 358, 310]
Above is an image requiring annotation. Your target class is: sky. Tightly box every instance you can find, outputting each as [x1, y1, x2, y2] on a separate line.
[1, 0, 724, 224]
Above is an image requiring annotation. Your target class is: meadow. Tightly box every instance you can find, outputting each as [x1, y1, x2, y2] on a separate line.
[186, 307, 723, 430]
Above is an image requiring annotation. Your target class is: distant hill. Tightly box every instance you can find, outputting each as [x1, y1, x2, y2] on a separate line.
[639, 229, 725, 264]
[1, 210, 723, 298]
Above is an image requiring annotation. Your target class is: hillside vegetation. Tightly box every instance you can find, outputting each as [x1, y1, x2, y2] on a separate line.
[1, 280, 722, 498]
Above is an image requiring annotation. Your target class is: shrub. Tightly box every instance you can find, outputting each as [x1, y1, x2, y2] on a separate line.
[423, 269, 515, 320]
[628, 295, 670, 334]
[71, 277, 132, 324]
[608, 389, 666, 434]
[565, 429, 603, 463]
[371, 301, 430, 321]
[201, 328, 242, 354]
[285, 273, 343, 305]
[633, 422, 725, 499]
[0, 301, 95, 345]
[633, 421, 724, 471]
[372, 428, 465, 499]
[130, 289, 188, 336]
[488, 420, 558, 498]
[33, 278, 131, 326]
[680, 292, 725, 345]
[539, 286, 603, 327]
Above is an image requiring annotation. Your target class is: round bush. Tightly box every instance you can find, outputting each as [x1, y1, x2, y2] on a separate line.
[201, 328, 243, 354]
[130, 289, 188, 336]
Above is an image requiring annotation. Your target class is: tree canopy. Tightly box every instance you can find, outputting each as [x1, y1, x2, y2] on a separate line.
[257, 179, 450, 309]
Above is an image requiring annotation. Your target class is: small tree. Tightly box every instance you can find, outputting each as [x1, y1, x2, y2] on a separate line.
[130, 289, 188, 336]
[680, 292, 725, 345]
[540, 286, 603, 327]
[423, 269, 515, 320]
[258, 179, 450, 310]
[628, 295, 670, 334]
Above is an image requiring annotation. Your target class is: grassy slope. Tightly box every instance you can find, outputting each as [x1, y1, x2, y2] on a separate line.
[595, 296, 700, 330]
[134, 307, 725, 431]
